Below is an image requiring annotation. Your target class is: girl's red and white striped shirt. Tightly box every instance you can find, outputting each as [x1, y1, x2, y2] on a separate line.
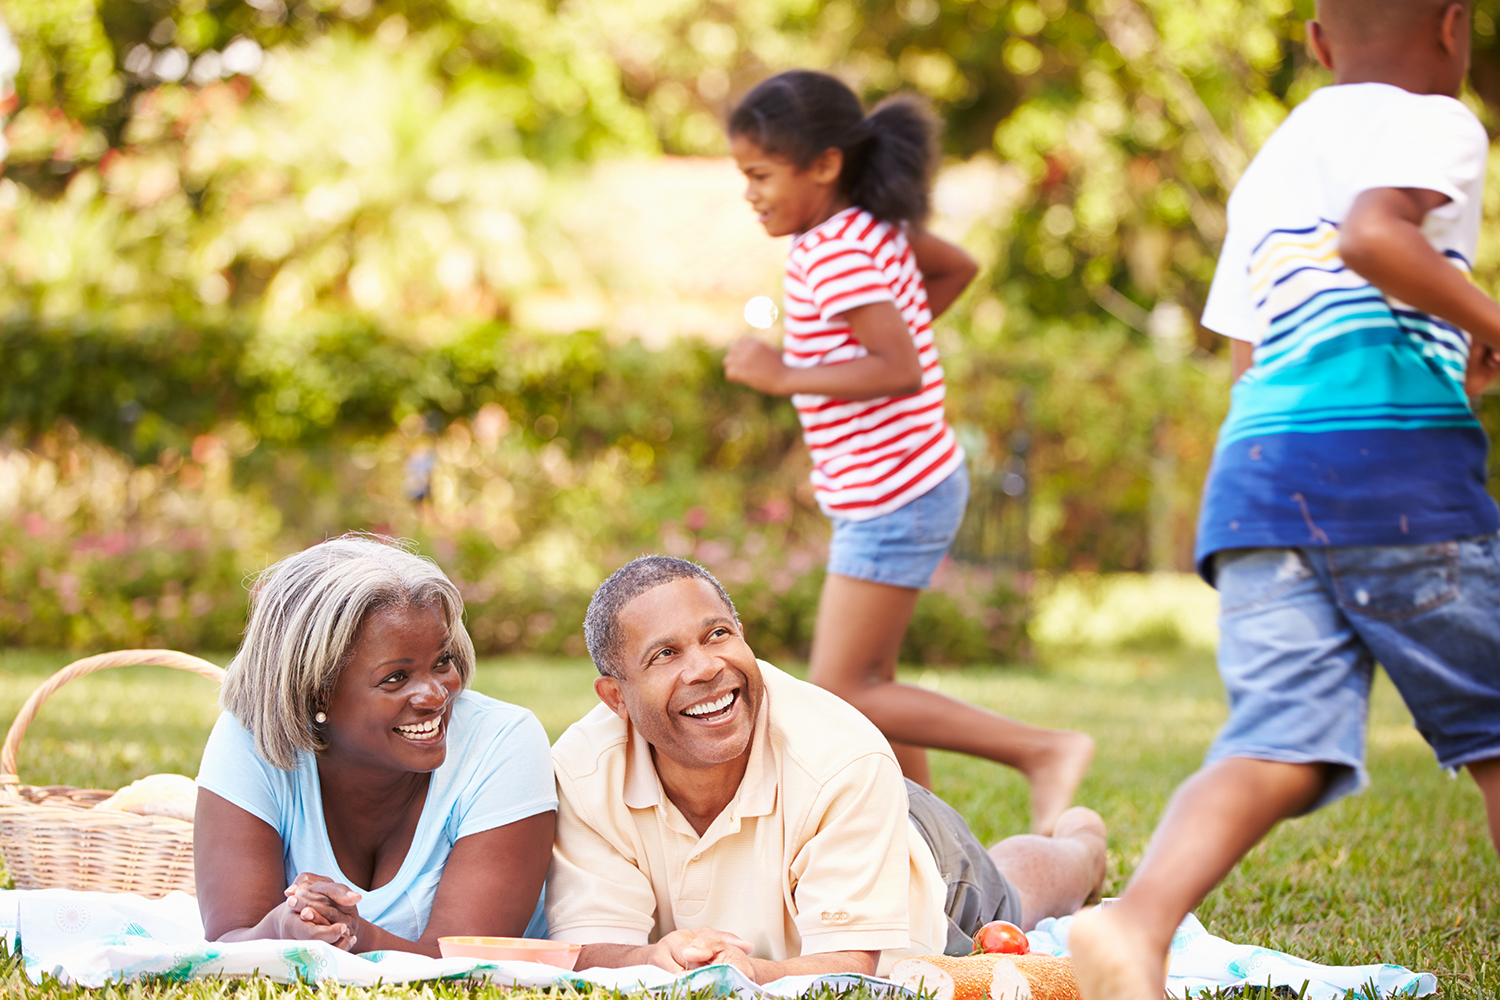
[782, 206, 964, 521]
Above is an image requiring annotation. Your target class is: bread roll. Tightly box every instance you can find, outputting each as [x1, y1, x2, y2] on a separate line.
[889, 953, 1081, 1000]
[94, 773, 197, 822]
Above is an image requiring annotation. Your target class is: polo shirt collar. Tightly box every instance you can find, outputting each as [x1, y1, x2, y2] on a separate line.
[736, 687, 777, 818]
[622, 719, 661, 809]
[621, 684, 777, 820]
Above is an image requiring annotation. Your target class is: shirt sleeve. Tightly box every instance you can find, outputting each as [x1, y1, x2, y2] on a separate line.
[1353, 95, 1488, 222]
[195, 711, 285, 836]
[544, 770, 658, 945]
[452, 708, 558, 841]
[788, 752, 913, 955]
[803, 239, 896, 323]
[1201, 202, 1261, 343]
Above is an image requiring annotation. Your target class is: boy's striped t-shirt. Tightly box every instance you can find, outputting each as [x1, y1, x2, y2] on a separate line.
[1196, 83, 1499, 580]
[782, 207, 964, 521]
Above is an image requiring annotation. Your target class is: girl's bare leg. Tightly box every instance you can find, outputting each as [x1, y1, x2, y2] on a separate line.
[808, 573, 1094, 833]
[891, 741, 932, 789]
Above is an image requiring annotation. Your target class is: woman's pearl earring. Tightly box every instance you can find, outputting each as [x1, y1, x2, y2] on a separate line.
[314, 712, 327, 724]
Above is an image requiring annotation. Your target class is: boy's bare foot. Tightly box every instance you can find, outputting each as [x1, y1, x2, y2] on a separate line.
[1026, 731, 1095, 834]
[1069, 905, 1167, 1000]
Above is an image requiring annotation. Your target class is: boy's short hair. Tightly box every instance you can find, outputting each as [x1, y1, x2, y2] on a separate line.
[583, 556, 738, 678]
[1316, 0, 1465, 43]
[221, 533, 475, 769]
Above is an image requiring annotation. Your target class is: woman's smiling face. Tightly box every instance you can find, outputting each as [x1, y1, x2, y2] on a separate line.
[320, 603, 463, 774]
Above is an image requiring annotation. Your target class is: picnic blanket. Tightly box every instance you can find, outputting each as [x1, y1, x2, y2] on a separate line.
[0, 889, 1437, 999]
[1029, 912, 1436, 999]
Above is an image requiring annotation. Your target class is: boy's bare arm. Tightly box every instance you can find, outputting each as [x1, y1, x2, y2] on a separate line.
[910, 231, 978, 319]
[1341, 187, 1500, 353]
[1467, 339, 1500, 398]
[1230, 339, 1254, 383]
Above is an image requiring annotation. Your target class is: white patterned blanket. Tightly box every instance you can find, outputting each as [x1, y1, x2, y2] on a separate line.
[0, 889, 1437, 999]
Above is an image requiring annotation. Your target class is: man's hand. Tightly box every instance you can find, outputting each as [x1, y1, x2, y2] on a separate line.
[724, 337, 790, 395]
[573, 937, 878, 986]
[647, 927, 755, 973]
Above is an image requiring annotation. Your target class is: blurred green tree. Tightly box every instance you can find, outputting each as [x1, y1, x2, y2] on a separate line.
[9, 0, 1500, 581]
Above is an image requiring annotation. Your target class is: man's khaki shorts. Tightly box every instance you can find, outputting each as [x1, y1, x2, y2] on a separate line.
[904, 779, 1022, 955]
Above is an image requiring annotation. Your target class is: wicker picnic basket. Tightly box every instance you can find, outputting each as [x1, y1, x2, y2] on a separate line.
[0, 650, 224, 897]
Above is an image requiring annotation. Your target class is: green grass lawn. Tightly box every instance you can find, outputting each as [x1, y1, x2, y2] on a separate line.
[0, 647, 1494, 998]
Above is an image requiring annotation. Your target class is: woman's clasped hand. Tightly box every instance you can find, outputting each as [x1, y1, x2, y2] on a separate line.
[280, 872, 363, 950]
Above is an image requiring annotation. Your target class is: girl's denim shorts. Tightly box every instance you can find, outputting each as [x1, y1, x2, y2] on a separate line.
[826, 463, 969, 590]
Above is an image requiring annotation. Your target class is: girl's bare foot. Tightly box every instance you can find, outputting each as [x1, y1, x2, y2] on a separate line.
[1069, 905, 1168, 1000]
[1026, 731, 1096, 835]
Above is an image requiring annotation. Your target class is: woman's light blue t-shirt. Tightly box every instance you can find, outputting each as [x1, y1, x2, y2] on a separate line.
[196, 690, 557, 942]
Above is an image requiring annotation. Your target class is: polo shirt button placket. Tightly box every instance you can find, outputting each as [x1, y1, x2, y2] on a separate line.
[676, 843, 710, 916]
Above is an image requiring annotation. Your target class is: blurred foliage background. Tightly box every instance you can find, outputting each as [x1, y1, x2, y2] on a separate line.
[9, 0, 1500, 657]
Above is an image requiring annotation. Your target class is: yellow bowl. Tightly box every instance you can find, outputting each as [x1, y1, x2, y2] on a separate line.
[437, 936, 582, 969]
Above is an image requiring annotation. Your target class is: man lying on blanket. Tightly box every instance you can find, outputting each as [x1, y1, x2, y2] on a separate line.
[546, 556, 1107, 983]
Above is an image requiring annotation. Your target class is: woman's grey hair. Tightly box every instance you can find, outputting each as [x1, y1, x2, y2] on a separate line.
[583, 555, 738, 678]
[221, 533, 476, 770]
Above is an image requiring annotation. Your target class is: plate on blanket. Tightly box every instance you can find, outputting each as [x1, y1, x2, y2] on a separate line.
[437, 936, 581, 969]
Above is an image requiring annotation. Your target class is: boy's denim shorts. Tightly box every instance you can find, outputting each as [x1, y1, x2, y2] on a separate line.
[1209, 534, 1500, 810]
[826, 463, 969, 590]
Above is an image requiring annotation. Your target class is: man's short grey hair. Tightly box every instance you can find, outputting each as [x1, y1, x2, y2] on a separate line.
[221, 533, 475, 769]
[583, 555, 737, 678]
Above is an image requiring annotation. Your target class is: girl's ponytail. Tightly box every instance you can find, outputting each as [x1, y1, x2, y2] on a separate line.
[729, 71, 937, 228]
[850, 96, 936, 228]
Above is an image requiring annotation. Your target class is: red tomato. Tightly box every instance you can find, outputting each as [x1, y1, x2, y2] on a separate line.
[973, 919, 1030, 955]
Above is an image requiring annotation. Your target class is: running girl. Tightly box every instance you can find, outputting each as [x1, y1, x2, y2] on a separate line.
[723, 70, 1093, 834]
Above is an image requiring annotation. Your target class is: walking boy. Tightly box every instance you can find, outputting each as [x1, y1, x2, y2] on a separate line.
[1072, 2, 1500, 996]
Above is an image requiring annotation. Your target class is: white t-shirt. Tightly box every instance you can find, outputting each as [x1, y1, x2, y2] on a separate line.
[197, 690, 557, 941]
[1203, 82, 1486, 346]
[1193, 82, 1497, 578]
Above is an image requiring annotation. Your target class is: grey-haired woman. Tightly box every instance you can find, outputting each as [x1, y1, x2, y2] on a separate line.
[194, 534, 556, 955]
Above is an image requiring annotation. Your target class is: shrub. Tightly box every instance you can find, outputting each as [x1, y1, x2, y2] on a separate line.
[1, 417, 1031, 662]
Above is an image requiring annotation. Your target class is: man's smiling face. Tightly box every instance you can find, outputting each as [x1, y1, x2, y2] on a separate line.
[595, 576, 764, 773]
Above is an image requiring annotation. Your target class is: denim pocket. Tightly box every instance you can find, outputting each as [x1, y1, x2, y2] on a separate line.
[1216, 548, 1315, 615]
[1328, 542, 1460, 621]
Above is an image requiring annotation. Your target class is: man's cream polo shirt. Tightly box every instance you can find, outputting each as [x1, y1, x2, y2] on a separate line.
[547, 660, 948, 974]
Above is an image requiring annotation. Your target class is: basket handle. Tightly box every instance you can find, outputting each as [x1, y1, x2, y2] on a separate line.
[0, 649, 225, 790]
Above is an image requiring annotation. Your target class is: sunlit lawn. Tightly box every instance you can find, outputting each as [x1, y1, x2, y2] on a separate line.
[0, 647, 1495, 998]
